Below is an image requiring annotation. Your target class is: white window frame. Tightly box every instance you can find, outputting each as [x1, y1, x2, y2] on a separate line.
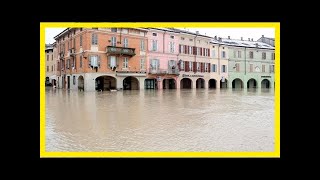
[123, 57, 128, 68]
[152, 40, 157, 51]
[111, 37, 116, 46]
[140, 58, 145, 70]
[124, 38, 128, 48]
[140, 40, 145, 51]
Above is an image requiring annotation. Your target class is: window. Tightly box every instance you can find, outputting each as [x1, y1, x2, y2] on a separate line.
[233, 50, 236, 58]
[90, 55, 98, 67]
[73, 76, 76, 85]
[235, 63, 240, 72]
[212, 64, 216, 72]
[123, 57, 128, 68]
[189, 45, 192, 55]
[204, 63, 208, 72]
[181, 37, 184, 40]
[170, 42, 175, 53]
[189, 39, 193, 41]
[197, 47, 200, 55]
[204, 49, 209, 56]
[92, 34, 98, 45]
[152, 33, 157, 36]
[109, 56, 116, 68]
[197, 62, 200, 71]
[47, 66, 49, 72]
[140, 58, 145, 70]
[249, 51, 254, 59]
[80, 56, 82, 68]
[80, 28, 82, 31]
[151, 59, 159, 70]
[51, 65, 53, 72]
[181, 45, 184, 54]
[152, 40, 158, 51]
[52, 54, 53, 61]
[262, 52, 266, 59]
[66, 59, 70, 69]
[212, 50, 215, 57]
[250, 64, 253, 72]
[80, 35, 82, 46]
[180, 61, 184, 70]
[111, 28, 117, 32]
[124, 38, 128, 48]
[238, 51, 241, 58]
[222, 65, 226, 72]
[222, 51, 226, 58]
[272, 52, 275, 60]
[111, 37, 116, 46]
[140, 40, 145, 51]
[189, 61, 193, 71]
[262, 65, 266, 72]
[170, 35, 174, 39]
[47, 55, 49, 61]
[270, 65, 274, 73]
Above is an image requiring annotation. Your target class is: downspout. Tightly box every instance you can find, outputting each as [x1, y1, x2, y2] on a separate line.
[218, 44, 220, 75]
[194, 34, 197, 73]
[244, 47, 246, 75]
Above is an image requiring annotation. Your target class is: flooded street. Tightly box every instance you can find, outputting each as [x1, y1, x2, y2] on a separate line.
[45, 88, 274, 152]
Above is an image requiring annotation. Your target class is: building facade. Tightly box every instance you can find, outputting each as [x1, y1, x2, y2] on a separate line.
[54, 28, 148, 91]
[221, 37, 275, 89]
[45, 44, 56, 86]
[145, 28, 180, 89]
[257, 35, 275, 47]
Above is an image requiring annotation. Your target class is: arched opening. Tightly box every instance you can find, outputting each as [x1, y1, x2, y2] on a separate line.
[95, 75, 117, 91]
[163, 78, 176, 89]
[78, 76, 84, 91]
[261, 79, 270, 89]
[196, 78, 205, 88]
[232, 78, 244, 88]
[123, 76, 139, 90]
[145, 78, 156, 89]
[208, 79, 217, 89]
[220, 79, 228, 88]
[180, 78, 192, 89]
[247, 78, 257, 89]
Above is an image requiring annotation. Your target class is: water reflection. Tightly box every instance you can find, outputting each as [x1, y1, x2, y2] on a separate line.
[45, 87, 274, 152]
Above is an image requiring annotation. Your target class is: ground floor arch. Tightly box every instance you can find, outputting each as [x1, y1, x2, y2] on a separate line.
[232, 78, 244, 89]
[180, 78, 192, 89]
[220, 79, 228, 88]
[95, 75, 117, 91]
[123, 76, 139, 90]
[196, 78, 205, 89]
[247, 78, 257, 89]
[208, 79, 217, 89]
[78, 75, 84, 91]
[163, 78, 176, 89]
[261, 79, 271, 88]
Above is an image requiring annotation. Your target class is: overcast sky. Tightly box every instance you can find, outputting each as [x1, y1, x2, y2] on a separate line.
[45, 28, 274, 44]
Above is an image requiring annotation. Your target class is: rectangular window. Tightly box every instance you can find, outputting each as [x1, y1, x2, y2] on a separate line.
[197, 47, 200, 55]
[272, 52, 275, 60]
[80, 56, 83, 68]
[80, 35, 82, 46]
[212, 50, 215, 58]
[204, 63, 208, 72]
[233, 50, 236, 58]
[90, 55, 98, 67]
[181, 37, 184, 40]
[51, 65, 53, 72]
[47, 55, 49, 61]
[46, 66, 48, 72]
[92, 34, 98, 45]
[123, 57, 128, 68]
[124, 38, 128, 48]
[170, 42, 175, 53]
[140, 40, 145, 51]
[270, 65, 274, 73]
[109, 56, 116, 68]
[170, 35, 174, 39]
[249, 51, 254, 59]
[152, 40, 157, 51]
[151, 59, 159, 70]
[180, 61, 184, 70]
[181, 45, 184, 54]
[140, 58, 145, 70]
[262, 52, 266, 59]
[238, 51, 241, 58]
[235, 63, 240, 72]
[189, 39, 193, 41]
[262, 65, 266, 72]
[222, 51, 226, 58]
[189, 45, 193, 55]
[73, 76, 76, 85]
[222, 65, 226, 73]
[250, 64, 253, 72]
[152, 33, 157, 36]
[66, 59, 70, 69]
[212, 64, 216, 72]
[111, 37, 116, 46]
[197, 62, 200, 71]
[111, 28, 117, 32]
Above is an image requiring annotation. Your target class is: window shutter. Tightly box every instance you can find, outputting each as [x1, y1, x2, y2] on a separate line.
[184, 45, 187, 54]
[184, 60, 187, 71]
[179, 45, 181, 53]
[108, 56, 110, 67]
[201, 63, 204, 72]
[193, 62, 197, 72]
[98, 55, 101, 68]
[116, 57, 119, 67]
[208, 63, 210, 72]
[208, 49, 210, 57]
[185, 61, 189, 72]
[88, 55, 91, 67]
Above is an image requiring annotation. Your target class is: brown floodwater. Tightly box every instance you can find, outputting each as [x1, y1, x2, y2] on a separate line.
[45, 88, 274, 152]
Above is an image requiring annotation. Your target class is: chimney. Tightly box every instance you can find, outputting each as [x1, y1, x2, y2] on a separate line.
[248, 38, 250, 41]
[241, 37, 243, 40]
[228, 36, 230, 39]
[219, 37, 222, 42]
[262, 35, 264, 37]
[196, 31, 199, 35]
[214, 36, 217, 40]
[255, 43, 258, 47]
[251, 38, 253, 41]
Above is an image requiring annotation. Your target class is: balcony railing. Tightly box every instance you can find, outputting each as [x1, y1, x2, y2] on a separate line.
[148, 68, 180, 75]
[106, 46, 136, 56]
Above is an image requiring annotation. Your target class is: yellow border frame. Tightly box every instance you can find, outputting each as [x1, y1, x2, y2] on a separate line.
[40, 22, 280, 158]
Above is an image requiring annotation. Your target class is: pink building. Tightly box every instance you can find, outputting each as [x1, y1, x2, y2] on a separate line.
[145, 28, 180, 89]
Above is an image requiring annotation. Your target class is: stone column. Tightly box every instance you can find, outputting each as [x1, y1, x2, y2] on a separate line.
[176, 78, 180, 89]
[116, 76, 123, 90]
[204, 79, 208, 89]
[192, 79, 197, 89]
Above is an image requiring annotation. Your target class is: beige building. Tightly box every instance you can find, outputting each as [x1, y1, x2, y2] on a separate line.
[45, 43, 57, 86]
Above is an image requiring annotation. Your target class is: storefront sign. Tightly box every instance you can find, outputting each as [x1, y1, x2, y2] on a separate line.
[182, 74, 204, 77]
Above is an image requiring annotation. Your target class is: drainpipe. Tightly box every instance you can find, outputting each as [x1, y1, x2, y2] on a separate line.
[194, 34, 197, 73]
[218, 44, 220, 75]
[244, 47, 246, 75]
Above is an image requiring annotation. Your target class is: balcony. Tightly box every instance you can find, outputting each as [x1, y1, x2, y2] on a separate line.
[148, 68, 180, 75]
[69, 48, 76, 56]
[106, 46, 136, 56]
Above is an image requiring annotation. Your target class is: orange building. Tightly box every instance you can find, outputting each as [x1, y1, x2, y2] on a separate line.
[54, 28, 148, 91]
